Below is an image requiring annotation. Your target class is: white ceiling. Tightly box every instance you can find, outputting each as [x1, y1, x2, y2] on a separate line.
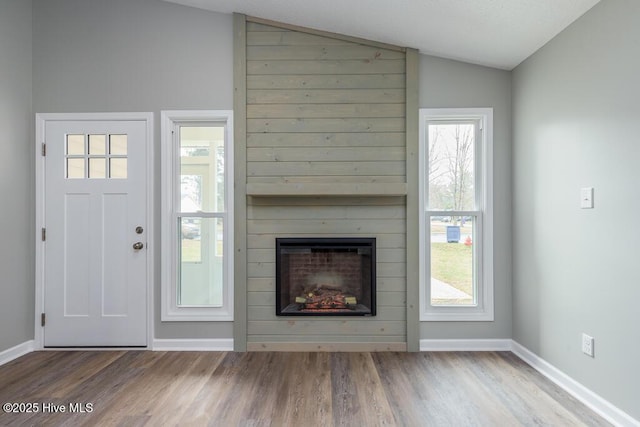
[164, 0, 599, 70]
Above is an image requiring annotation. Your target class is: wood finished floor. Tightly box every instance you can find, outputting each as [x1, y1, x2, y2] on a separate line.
[0, 351, 610, 427]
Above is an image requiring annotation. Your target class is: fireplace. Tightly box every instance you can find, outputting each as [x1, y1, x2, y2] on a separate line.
[275, 238, 376, 316]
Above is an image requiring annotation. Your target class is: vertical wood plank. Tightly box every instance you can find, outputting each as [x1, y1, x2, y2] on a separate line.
[233, 13, 248, 352]
[405, 48, 420, 352]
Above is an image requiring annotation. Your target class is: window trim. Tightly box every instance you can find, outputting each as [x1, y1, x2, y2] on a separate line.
[161, 110, 234, 321]
[419, 108, 494, 321]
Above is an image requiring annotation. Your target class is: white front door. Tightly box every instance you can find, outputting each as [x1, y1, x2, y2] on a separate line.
[43, 118, 148, 347]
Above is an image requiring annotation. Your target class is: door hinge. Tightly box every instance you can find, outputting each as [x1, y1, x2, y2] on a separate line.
[41, 228, 46, 241]
[42, 143, 46, 156]
[41, 313, 46, 327]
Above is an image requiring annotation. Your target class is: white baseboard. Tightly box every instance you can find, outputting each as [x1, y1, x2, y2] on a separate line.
[247, 341, 407, 352]
[0, 340, 35, 366]
[420, 338, 512, 352]
[511, 341, 639, 427]
[152, 338, 234, 352]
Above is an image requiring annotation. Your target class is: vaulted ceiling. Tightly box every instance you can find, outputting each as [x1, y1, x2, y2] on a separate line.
[164, 0, 600, 70]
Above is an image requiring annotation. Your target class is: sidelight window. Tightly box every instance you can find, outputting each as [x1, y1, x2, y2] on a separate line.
[161, 111, 234, 321]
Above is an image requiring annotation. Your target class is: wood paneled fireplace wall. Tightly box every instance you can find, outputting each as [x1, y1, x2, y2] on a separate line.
[233, 15, 420, 351]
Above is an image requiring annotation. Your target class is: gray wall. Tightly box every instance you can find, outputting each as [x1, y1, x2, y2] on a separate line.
[0, 0, 34, 353]
[512, 0, 640, 419]
[33, 0, 235, 339]
[419, 54, 513, 340]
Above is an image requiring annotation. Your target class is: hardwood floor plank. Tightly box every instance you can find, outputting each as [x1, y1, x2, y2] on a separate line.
[0, 351, 62, 393]
[0, 350, 612, 427]
[462, 352, 548, 426]
[181, 352, 263, 425]
[37, 351, 125, 399]
[347, 353, 396, 425]
[272, 353, 333, 426]
[145, 352, 226, 426]
[90, 352, 210, 426]
[54, 351, 148, 426]
[116, 415, 150, 426]
[330, 353, 358, 425]
[235, 353, 286, 422]
[444, 352, 527, 426]
[1, 351, 145, 427]
[371, 352, 431, 425]
[416, 352, 533, 425]
[492, 352, 611, 427]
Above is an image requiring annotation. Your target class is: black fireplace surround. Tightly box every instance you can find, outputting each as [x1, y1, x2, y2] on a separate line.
[275, 238, 376, 316]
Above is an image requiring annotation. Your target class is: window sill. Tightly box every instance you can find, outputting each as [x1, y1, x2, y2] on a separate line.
[161, 309, 234, 322]
[420, 310, 494, 322]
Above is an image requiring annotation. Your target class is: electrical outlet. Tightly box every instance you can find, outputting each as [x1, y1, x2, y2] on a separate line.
[582, 333, 594, 357]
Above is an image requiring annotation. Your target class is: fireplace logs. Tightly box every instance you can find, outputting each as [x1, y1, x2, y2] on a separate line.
[297, 286, 356, 310]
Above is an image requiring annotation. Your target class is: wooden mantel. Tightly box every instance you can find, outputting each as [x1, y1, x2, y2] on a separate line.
[246, 182, 408, 197]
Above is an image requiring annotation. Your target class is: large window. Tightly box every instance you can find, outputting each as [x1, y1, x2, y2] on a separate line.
[419, 108, 493, 321]
[161, 111, 233, 321]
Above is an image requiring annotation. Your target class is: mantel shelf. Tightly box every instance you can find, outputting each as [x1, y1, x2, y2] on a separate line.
[246, 183, 408, 197]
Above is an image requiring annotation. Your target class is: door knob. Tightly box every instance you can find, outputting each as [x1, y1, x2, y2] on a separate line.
[133, 242, 144, 250]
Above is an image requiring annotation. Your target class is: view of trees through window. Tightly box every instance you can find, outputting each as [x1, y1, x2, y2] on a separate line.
[428, 123, 475, 218]
[427, 122, 478, 306]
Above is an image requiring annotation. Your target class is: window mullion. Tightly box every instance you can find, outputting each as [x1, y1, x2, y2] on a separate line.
[426, 210, 480, 216]
[178, 212, 225, 218]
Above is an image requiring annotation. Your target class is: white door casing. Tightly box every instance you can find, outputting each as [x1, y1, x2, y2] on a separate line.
[35, 113, 153, 348]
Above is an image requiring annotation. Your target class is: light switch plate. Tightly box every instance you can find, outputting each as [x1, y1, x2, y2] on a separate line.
[581, 187, 594, 209]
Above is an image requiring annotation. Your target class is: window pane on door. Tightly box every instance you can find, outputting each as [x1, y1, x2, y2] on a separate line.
[109, 135, 128, 155]
[430, 215, 475, 306]
[89, 134, 106, 155]
[428, 124, 475, 211]
[67, 158, 85, 179]
[178, 217, 223, 307]
[67, 135, 85, 155]
[110, 158, 127, 179]
[89, 158, 106, 179]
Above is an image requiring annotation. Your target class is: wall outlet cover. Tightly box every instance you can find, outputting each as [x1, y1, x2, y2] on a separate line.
[582, 333, 594, 357]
